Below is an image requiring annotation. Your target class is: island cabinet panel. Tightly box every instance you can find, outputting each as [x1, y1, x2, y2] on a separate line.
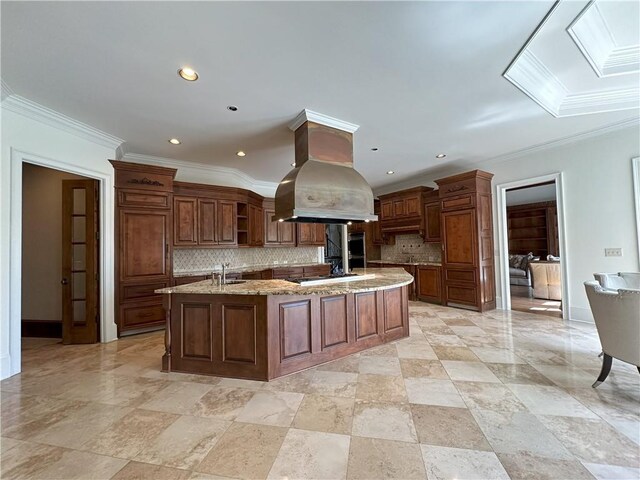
[320, 295, 349, 349]
[164, 286, 409, 381]
[182, 304, 213, 360]
[383, 287, 404, 333]
[166, 294, 268, 379]
[355, 292, 379, 340]
[279, 300, 312, 360]
[221, 305, 257, 364]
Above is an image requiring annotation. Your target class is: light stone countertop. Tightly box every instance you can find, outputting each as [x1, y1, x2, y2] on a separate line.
[173, 262, 333, 278]
[157, 268, 413, 296]
[367, 260, 442, 267]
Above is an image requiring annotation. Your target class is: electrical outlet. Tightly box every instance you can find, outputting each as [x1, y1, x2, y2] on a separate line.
[604, 248, 623, 257]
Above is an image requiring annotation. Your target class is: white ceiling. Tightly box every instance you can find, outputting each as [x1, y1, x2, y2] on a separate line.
[2, 1, 638, 188]
[506, 183, 556, 206]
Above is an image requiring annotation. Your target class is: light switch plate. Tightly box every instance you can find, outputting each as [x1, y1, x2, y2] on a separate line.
[604, 248, 623, 257]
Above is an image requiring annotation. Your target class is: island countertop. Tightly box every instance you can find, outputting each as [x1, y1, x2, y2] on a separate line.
[156, 268, 413, 296]
[367, 260, 442, 267]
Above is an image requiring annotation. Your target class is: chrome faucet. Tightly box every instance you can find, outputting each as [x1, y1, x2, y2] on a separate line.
[221, 263, 230, 284]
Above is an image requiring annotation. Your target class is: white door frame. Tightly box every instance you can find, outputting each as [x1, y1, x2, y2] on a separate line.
[495, 172, 570, 319]
[8, 148, 117, 377]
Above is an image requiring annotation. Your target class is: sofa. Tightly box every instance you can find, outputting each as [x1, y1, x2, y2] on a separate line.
[509, 253, 539, 286]
[529, 261, 562, 300]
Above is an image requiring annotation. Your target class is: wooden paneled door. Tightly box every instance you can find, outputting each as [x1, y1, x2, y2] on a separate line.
[61, 180, 99, 344]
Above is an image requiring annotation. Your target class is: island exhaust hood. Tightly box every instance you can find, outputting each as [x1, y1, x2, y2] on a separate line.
[274, 110, 378, 224]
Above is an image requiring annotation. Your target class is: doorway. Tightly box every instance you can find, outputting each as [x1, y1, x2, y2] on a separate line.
[496, 173, 569, 319]
[21, 163, 100, 344]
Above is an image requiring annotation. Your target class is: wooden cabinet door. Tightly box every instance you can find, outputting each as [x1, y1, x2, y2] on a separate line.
[264, 208, 280, 245]
[393, 199, 406, 217]
[217, 201, 237, 245]
[424, 202, 441, 243]
[380, 200, 393, 220]
[297, 224, 315, 245]
[417, 266, 442, 303]
[405, 195, 421, 216]
[372, 221, 384, 245]
[120, 209, 170, 282]
[198, 199, 218, 245]
[279, 221, 296, 245]
[442, 209, 476, 266]
[174, 197, 198, 246]
[249, 204, 264, 246]
[314, 224, 326, 246]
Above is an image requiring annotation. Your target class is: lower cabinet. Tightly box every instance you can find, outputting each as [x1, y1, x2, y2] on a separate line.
[417, 266, 443, 304]
[164, 286, 409, 380]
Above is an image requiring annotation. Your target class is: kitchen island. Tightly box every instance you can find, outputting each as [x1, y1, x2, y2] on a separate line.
[156, 268, 412, 380]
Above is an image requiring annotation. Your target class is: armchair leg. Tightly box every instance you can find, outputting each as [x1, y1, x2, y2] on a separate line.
[598, 351, 603, 358]
[592, 354, 612, 388]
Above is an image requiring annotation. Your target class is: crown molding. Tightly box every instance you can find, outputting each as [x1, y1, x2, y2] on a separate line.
[504, 1, 640, 117]
[122, 153, 280, 195]
[1, 78, 15, 101]
[567, 1, 639, 78]
[1, 94, 124, 150]
[288, 109, 360, 133]
[374, 116, 640, 195]
[504, 50, 567, 117]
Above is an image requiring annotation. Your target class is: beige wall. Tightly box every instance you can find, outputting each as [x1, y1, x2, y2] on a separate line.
[21, 163, 85, 322]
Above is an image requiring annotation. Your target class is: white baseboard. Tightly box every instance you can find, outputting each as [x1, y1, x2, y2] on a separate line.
[569, 306, 594, 323]
[0, 353, 16, 380]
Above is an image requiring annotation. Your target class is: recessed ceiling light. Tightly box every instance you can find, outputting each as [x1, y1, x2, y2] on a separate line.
[291, 162, 296, 167]
[386, 170, 395, 175]
[177, 67, 198, 81]
[236, 151, 246, 157]
[227, 105, 238, 112]
[168, 138, 181, 145]
[435, 153, 447, 158]
[371, 148, 379, 151]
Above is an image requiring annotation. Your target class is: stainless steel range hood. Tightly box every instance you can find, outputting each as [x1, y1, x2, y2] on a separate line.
[274, 110, 378, 224]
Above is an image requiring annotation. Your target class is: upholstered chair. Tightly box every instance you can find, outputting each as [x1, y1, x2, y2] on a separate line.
[529, 261, 562, 300]
[593, 272, 640, 291]
[584, 280, 640, 387]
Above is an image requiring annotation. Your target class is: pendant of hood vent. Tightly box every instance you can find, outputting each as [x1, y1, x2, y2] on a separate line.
[274, 109, 378, 225]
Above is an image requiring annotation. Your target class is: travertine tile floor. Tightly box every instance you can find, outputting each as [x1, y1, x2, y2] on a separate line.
[2, 302, 639, 480]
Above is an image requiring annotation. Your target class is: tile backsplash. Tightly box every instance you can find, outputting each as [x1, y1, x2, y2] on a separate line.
[174, 247, 322, 273]
[381, 234, 442, 263]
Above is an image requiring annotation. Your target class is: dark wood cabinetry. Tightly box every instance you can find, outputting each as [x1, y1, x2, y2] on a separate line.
[416, 265, 442, 304]
[378, 187, 433, 238]
[436, 170, 495, 312]
[297, 223, 326, 246]
[110, 160, 177, 335]
[263, 199, 296, 247]
[172, 182, 264, 248]
[507, 201, 558, 257]
[423, 189, 441, 243]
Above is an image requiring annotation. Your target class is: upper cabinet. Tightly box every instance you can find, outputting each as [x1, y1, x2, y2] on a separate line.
[378, 187, 433, 238]
[263, 199, 296, 247]
[172, 182, 264, 248]
[297, 223, 326, 246]
[423, 189, 441, 243]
